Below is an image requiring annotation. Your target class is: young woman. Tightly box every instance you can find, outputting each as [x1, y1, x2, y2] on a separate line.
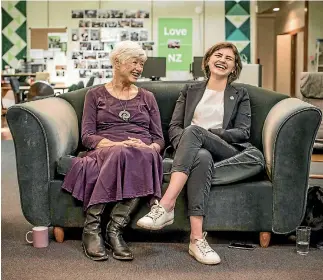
[137, 42, 264, 265]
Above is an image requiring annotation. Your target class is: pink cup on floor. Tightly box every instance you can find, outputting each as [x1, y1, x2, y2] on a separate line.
[25, 226, 49, 248]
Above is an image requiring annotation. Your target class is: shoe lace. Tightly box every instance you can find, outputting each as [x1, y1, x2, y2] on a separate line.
[196, 233, 215, 255]
[146, 201, 165, 220]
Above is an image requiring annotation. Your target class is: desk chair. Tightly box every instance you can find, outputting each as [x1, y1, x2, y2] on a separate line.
[67, 84, 78, 92]
[28, 81, 55, 101]
[9, 77, 24, 103]
[86, 76, 95, 87]
[76, 81, 84, 89]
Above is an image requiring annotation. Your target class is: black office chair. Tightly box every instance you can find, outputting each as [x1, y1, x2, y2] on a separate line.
[9, 77, 23, 103]
[86, 76, 95, 87]
[28, 81, 55, 101]
[67, 84, 78, 92]
[76, 81, 85, 89]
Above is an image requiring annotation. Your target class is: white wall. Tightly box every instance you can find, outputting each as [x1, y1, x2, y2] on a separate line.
[26, 0, 256, 83]
[307, 1, 323, 71]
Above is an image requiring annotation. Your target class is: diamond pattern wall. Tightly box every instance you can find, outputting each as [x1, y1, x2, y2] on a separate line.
[225, 0, 250, 63]
[1, 1, 27, 70]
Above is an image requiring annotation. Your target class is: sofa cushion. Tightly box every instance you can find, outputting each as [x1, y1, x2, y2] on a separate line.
[56, 151, 87, 176]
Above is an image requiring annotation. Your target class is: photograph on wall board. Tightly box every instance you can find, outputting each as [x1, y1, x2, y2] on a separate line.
[130, 31, 139, 42]
[142, 42, 154, 51]
[104, 43, 114, 52]
[80, 29, 89, 41]
[136, 10, 150, 18]
[90, 29, 100, 41]
[118, 19, 130, 28]
[131, 19, 143, 28]
[79, 20, 91, 28]
[84, 10, 97, 18]
[48, 33, 67, 52]
[87, 60, 99, 69]
[104, 20, 118, 28]
[84, 52, 96, 60]
[80, 42, 92, 51]
[93, 42, 104, 51]
[71, 51, 83, 60]
[98, 52, 110, 59]
[97, 10, 111, 19]
[92, 70, 104, 78]
[110, 9, 123, 18]
[55, 65, 67, 70]
[100, 60, 112, 69]
[71, 29, 79, 41]
[92, 20, 105, 28]
[74, 60, 87, 69]
[125, 10, 136, 19]
[72, 10, 84, 18]
[105, 70, 113, 79]
[120, 30, 130, 41]
[139, 30, 148, 41]
[56, 70, 65, 77]
[101, 29, 119, 42]
[79, 69, 92, 78]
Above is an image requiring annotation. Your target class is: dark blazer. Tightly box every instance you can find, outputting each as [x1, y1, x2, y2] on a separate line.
[168, 81, 252, 150]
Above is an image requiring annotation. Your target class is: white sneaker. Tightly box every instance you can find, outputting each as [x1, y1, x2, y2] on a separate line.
[136, 200, 174, 230]
[189, 232, 221, 265]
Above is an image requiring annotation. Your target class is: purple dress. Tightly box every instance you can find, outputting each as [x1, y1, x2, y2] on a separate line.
[62, 85, 165, 210]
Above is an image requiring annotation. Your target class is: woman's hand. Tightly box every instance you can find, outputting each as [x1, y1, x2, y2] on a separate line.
[124, 137, 150, 149]
[96, 139, 126, 149]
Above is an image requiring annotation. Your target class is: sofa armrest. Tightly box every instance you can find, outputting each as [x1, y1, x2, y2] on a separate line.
[262, 98, 322, 233]
[6, 97, 79, 226]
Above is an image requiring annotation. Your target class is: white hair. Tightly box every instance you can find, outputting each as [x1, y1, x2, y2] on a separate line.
[109, 41, 147, 67]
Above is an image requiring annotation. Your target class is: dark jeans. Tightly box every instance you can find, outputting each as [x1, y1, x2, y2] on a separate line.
[171, 125, 265, 217]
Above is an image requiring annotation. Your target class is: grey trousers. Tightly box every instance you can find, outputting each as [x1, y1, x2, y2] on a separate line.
[171, 125, 265, 217]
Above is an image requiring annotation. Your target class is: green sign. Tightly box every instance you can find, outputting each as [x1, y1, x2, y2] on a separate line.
[158, 18, 192, 71]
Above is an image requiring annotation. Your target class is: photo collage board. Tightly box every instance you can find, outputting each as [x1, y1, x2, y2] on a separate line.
[71, 9, 154, 79]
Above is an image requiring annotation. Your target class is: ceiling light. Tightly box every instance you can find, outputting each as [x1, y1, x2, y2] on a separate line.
[273, 8, 280, 12]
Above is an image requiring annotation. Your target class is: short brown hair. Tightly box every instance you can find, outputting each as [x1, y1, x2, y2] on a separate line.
[202, 42, 242, 84]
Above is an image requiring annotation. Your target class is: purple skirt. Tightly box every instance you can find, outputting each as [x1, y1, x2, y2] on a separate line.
[62, 145, 163, 210]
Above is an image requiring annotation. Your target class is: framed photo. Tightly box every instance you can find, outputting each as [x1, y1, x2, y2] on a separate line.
[84, 10, 97, 19]
[72, 10, 84, 19]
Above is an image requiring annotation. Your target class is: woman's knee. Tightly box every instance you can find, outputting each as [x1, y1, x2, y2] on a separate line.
[194, 149, 213, 168]
[183, 125, 204, 136]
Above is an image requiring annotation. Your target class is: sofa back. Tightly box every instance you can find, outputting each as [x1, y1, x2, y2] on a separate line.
[59, 81, 288, 151]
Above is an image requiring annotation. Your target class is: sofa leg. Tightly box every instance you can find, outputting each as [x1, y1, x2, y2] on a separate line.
[259, 232, 271, 248]
[53, 227, 65, 243]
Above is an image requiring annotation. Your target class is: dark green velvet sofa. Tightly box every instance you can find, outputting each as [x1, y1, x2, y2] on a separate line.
[6, 81, 322, 247]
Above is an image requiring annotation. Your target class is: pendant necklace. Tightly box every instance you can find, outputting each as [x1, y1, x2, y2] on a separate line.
[112, 83, 131, 122]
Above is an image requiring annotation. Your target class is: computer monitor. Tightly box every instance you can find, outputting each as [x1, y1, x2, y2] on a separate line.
[141, 57, 166, 81]
[192, 57, 204, 79]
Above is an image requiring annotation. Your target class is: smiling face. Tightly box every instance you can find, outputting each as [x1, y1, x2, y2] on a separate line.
[116, 56, 145, 83]
[207, 48, 236, 80]
[202, 42, 242, 84]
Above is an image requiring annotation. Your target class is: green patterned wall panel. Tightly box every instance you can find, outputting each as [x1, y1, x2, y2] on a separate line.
[225, 0, 250, 63]
[1, 1, 27, 70]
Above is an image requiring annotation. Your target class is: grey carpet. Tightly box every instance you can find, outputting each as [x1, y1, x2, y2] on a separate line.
[1, 140, 323, 280]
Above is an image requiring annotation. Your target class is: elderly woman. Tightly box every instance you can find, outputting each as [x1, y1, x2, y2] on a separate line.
[62, 41, 164, 261]
[137, 42, 264, 265]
